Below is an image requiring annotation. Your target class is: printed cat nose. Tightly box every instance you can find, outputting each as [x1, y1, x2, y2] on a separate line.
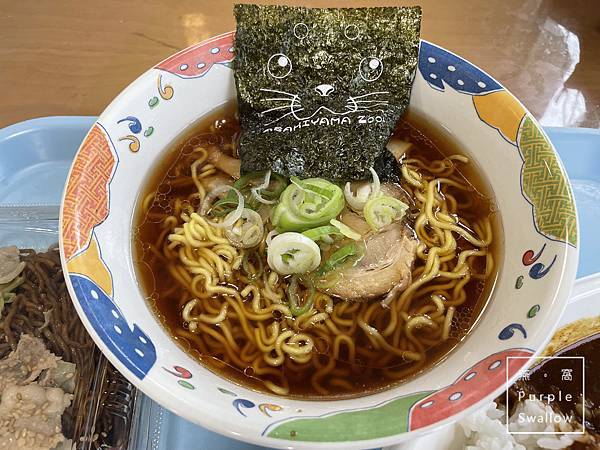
[315, 84, 335, 97]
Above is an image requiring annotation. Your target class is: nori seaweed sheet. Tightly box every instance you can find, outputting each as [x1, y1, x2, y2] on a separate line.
[373, 149, 402, 183]
[233, 4, 421, 180]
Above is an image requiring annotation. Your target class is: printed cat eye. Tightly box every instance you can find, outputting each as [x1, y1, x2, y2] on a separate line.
[359, 57, 384, 82]
[267, 53, 292, 79]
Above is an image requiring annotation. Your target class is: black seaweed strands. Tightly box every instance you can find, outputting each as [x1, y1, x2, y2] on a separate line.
[0, 247, 95, 440]
[0, 247, 134, 448]
[233, 4, 421, 180]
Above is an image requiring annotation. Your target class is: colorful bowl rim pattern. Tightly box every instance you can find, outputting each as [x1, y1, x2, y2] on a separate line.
[59, 31, 578, 449]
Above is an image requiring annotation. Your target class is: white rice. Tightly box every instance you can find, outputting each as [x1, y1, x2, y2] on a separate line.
[458, 400, 582, 450]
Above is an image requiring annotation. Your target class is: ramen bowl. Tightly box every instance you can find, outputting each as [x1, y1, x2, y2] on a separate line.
[59, 32, 578, 449]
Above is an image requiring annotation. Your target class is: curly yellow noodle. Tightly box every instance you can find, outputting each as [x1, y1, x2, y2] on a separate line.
[195, 323, 247, 367]
[329, 378, 355, 391]
[311, 356, 336, 395]
[183, 299, 228, 325]
[333, 334, 356, 363]
[442, 306, 456, 340]
[240, 341, 261, 363]
[240, 285, 292, 317]
[314, 292, 334, 313]
[292, 310, 326, 330]
[218, 321, 241, 351]
[263, 380, 289, 396]
[141, 132, 495, 397]
[190, 150, 208, 194]
[175, 329, 210, 355]
[201, 297, 225, 316]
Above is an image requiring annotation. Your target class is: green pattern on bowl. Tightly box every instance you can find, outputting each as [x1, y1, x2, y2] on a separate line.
[519, 115, 577, 246]
[266, 392, 432, 442]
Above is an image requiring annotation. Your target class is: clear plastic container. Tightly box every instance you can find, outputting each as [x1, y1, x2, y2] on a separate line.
[0, 213, 139, 449]
[0, 116, 138, 450]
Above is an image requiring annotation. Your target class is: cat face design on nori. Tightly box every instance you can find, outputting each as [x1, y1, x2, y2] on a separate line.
[233, 4, 421, 180]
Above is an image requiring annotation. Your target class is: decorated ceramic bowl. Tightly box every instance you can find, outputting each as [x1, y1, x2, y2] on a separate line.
[59, 32, 578, 449]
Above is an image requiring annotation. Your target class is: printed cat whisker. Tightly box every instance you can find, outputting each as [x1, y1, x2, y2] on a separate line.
[345, 103, 388, 110]
[259, 88, 297, 98]
[263, 97, 298, 102]
[354, 108, 386, 113]
[350, 91, 390, 100]
[261, 105, 295, 114]
[345, 97, 358, 112]
[352, 100, 389, 104]
[351, 104, 389, 108]
[354, 103, 389, 109]
[265, 108, 305, 126]
[347, 100, 386, 106]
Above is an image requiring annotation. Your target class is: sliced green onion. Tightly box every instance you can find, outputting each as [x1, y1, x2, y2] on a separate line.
[343, 168, 381, 212]
[370, 167, 381, 198]
[330, 219, 361, 241]
[363, 195, 409, 231]
[211, 195, 240, 216]
[272, 177, 344, 232]
[262, 177, 288, 200]
[211, 174, 256, 214]
[200, 186, 244, 228]
[252, 193, 275, 206]
[234, 173, 262, 211]
[290, 176, 329, 199]
[344, 183, 370, 211]
[302, 225, 342, 244]
[265, 229, 279, 245]
[233, 171, 262, 191]
[238, 170, 287, 196]
[267, 232, 321, 275]
[251, 170, 277, 205]
[251, 170, 271, 192]
[225, 208, 264, 248]
[214, 171, 288, 214]
[317, 242, 360, 276]
[287, 276, 316, 316]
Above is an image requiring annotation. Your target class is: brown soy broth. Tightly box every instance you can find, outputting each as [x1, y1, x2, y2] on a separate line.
[394, 108, 501, 334]
[133, 102, 500, 398]
[133, 103, 240, 347]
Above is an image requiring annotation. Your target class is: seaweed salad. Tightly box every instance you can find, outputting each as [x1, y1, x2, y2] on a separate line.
[234, 4, 422, 180]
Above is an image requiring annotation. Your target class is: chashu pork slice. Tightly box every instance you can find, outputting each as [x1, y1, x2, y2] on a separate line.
[327, 223, 417, 301]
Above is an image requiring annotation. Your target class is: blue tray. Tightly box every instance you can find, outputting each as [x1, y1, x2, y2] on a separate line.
[0, 116, 95, 206]
[544, 127, 600, 278]
[0, 117, 598, 450]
